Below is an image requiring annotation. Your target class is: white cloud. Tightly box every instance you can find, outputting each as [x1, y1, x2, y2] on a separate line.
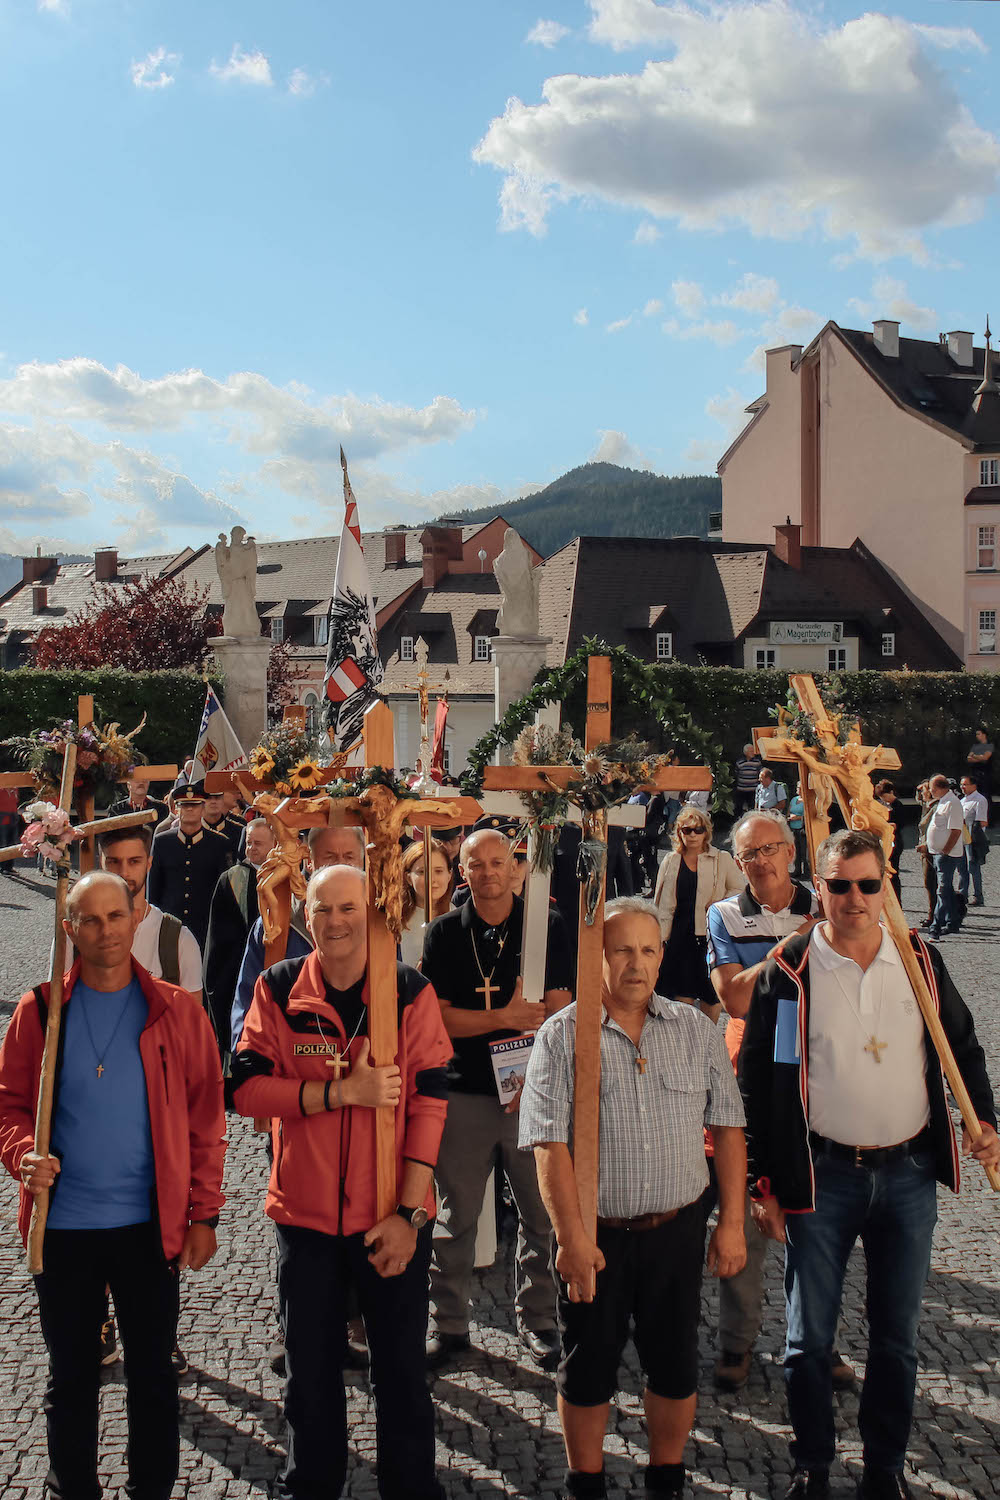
[633, 221, 660, 245]
[661, 317, 741, 346]
[716, 273, 780, 316]
[209, 45, 273, 87]
[526, 20, 570, 48]
[131, 48, 180, 91]
[912, 24, 986, 55]
[672, 279, 704, 318]
[606, 315, 633, 333]
[684, 387, 754, 466]
[288, 67, 324, 97]
[591, 429, 650, 468]
[743, 302, 820, 372]
[573, 307, 589, 325]
[37, 0, 68, 14]
[475, 1, 1000, 259]
[642, 298, 663, 317]
[847, 275, 938, 334]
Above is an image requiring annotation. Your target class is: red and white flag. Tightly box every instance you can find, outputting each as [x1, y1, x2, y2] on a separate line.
[323, 448, 383, 751]
[430, 691, 449, 782]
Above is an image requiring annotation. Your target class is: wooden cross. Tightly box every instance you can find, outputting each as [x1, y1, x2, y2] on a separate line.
[482, 655, 713, 1265]
[205, 701, 482, 1218]
[864, 1035, 887, 1064]
[767, 673, 1000, 1192]
[403, 636, 449, 923]
[475, 975, 499, 1010]
[326, 1050, 350, 1078]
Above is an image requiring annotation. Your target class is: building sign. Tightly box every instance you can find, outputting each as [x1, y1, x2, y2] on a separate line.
[769, 621, 843, 646]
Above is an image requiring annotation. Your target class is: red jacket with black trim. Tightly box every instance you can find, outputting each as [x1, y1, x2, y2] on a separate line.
[739, 927, 996, 1212]
[231, 952, 451, 1236]
[0, 960, 227, 1260]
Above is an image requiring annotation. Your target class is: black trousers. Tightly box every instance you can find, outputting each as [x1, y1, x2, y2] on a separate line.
[275, 1221, 443, 1500]
[34, 1221, 179, 1500]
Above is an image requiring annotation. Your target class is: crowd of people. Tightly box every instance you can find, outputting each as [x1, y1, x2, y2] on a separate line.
[0, 741, 998, 1500]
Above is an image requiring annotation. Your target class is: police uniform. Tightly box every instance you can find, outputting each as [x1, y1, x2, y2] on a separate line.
[148, 824, 232, 952]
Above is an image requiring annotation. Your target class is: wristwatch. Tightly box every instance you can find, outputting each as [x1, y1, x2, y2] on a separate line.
[396, 1203, 429, 1230]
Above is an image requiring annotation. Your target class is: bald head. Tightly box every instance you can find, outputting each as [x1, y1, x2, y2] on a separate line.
[63, 872, 138, 983]
[305, 863, 366, 909]
[305, 864, 368, 982]
[66, 870, 134, 925]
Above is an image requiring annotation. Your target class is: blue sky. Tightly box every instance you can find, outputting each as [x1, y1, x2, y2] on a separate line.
[1, 0, 998, 557]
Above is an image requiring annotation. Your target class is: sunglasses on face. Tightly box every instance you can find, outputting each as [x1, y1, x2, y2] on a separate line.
[678, 826, 704, 835]
[820, 877, 882, 895]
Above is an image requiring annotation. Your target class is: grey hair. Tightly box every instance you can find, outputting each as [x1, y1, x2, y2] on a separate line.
[459, 828, 511, 866]
[729, 808, 794, 853]
[246, 817, 272, 834]
[604, 896, 665, 941]
[307, 822, 366, 857]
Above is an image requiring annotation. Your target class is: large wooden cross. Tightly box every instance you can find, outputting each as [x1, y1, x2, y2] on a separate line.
[758, 673, 999, 1193]
[207, 701, 482, 1217]
[482, 656, 713, 1265]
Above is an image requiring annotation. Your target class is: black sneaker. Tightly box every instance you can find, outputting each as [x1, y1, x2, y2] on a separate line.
[784, 1471, 830, 1498]
[171, 1344, 188, 1377]
[100, 1318, 119, 1367]
[268, 1338, 286, 1376]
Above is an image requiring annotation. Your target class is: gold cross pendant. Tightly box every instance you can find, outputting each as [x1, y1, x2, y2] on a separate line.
[865, 1035, 887, 1064]
[325, 1050, 350, 1078]
[96, 1063, 104, 1078]
[636, 1056, 648, 1075]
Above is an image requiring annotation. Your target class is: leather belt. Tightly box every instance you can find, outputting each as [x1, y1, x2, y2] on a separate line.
[597, 1209, 679, 1232]
[808, 1128, 932, 1169]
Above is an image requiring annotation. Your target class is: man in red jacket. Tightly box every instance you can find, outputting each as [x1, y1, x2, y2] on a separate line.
[232, 863, 452, 1500]
[0, 870, 226, 1500]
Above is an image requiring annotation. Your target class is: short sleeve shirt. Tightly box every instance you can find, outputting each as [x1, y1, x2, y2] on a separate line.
[420, 895, 574, 1095]
[926, 791, 965, 855]
[754, 781, 787, 810]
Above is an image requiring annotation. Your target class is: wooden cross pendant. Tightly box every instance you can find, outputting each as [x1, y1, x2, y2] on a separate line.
[476, 977, 498, 1011]
[96, 1063, 104, 1079]
[636, 1056, 648, 1075]
[865, 1035, 887, 1064]
[325, 1050, 350, 1078]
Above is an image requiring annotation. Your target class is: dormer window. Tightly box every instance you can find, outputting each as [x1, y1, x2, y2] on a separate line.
[474, 636, 492, 662]
[400, 635, 414, 661]
[270, 617, 284, 642]
[313, 616, 329, 646]
[655, 632, 673, 661]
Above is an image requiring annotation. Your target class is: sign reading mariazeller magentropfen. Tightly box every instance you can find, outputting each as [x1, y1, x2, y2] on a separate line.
[769, 621, 843, 646]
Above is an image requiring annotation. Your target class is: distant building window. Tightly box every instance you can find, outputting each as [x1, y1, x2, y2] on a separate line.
[980, 459, 1000, 487]
[474, 635, 492, 661]
[656, 632, 673, 661]
[442, 743, 452, 773]
[400, 635, 414, 661]
[827, 648, 847, 672]
[754, 649, 776, 670]
[313, 616, 329, 646]
[978, 526, 997, 570]
[881, 633, 895, 658]
[270, 617, 284, 642]
[304, 693, 321, 737]
[979, 610, 997, 655]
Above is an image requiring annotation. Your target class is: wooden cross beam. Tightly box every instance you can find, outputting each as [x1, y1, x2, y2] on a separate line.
[774, 673, 999, 1193]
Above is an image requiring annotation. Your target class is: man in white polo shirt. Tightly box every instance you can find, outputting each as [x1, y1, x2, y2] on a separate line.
[959, 774, 989, 908]
[920, 774, 965, 939]
[741, 827, 999, 1500]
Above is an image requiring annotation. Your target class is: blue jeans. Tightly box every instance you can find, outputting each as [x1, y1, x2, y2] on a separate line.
[931, 852, 964, 931]
[958, 849, 984, 902]
[783, 1149, 937, 1474]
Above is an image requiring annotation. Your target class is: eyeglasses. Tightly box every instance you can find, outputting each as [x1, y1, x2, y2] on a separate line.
[820, 877, 882, 895]
[677, 826, 704, 836]
[735, 841, 785, 862]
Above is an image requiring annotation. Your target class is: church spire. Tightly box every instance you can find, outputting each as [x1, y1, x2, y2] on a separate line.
[973, 317, 999, 411]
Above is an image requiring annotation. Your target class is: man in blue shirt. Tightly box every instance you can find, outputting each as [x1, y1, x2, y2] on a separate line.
[754, 768, 788, 814]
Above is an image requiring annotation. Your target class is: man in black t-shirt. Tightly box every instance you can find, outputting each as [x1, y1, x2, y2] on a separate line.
[421, 828, 573, 1370]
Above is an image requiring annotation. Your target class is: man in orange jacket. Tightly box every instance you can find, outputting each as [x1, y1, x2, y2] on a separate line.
[0, 870, 226, 1500]
[232, 863, 452, 1500]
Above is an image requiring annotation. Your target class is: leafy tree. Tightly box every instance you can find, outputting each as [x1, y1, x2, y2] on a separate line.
[31, 574, 218, 672]
[267, 637, 309, 721]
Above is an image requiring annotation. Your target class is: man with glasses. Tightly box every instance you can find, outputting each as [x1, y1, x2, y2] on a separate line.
[740, 828, 999, 1500]
[705, 811, 829, 1394]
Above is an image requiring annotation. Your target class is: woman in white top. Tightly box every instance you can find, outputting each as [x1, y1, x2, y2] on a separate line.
[399, 837, 454, 966]
[652, 806, 743, 1015]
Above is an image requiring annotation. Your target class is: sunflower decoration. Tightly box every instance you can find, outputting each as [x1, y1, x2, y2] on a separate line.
[249, 746, 277, 781]
[288, 756, 324, 793]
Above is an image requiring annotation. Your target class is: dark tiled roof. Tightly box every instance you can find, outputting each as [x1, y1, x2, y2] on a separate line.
[836, 327, 1000, 451]
[380, 573, 504, 696]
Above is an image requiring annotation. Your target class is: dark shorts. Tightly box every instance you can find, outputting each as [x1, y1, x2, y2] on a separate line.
[554, 1195, 710, 1406]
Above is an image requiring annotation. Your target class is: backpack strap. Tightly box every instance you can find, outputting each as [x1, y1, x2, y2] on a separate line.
[157, 912, 183, 986]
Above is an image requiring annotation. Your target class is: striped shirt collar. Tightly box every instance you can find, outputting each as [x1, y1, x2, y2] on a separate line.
[601, 991, 679, 1027]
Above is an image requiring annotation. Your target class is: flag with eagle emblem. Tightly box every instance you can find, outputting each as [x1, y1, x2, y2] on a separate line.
[323, 448, 383, 751]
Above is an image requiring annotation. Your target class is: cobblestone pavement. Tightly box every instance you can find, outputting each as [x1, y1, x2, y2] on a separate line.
[1, 850, 999, 1499]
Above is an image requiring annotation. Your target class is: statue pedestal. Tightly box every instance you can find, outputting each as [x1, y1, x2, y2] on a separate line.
[492, 635, 552, 764]
[211, 636, 272, 751]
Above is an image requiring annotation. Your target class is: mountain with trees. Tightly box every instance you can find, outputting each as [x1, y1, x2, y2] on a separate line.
[438, 463, 722, 556]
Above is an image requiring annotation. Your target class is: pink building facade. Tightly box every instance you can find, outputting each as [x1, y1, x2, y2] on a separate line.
[719, 320, 1000, 671]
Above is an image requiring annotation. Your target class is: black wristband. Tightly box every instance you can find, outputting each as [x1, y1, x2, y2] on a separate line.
[298, 1081, 308, 1117]
[324, 1080, 332, 1112]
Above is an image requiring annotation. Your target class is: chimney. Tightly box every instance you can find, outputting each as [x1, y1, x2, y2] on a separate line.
[872, 320, 899, 360]
[31, 584, 48, 614]
[947, 330, 973, 368]
[22, 553, 56, 584]
[384, 528, 407, 566]
[420, 525, 462, 588]
[774, 520, 802, 570]
[95, 546, 118, 582]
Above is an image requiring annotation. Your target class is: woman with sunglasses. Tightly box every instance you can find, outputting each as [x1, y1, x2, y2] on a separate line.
[652, 808, 743, 1016]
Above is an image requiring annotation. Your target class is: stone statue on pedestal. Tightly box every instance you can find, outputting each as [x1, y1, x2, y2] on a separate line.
[215, 526, 259, 639]
[493, 528, 540, 638]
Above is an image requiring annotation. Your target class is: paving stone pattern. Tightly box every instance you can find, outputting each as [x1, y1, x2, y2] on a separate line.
[1, 848, 999, 1498]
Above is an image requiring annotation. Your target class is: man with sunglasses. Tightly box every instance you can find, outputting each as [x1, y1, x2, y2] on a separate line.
[740, 828, 999, 1500]
[705, 810, 823, 1394]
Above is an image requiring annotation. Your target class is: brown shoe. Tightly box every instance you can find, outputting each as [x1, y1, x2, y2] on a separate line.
[714, 1348, 752, 1390]
[831, 1350, 856, 1390]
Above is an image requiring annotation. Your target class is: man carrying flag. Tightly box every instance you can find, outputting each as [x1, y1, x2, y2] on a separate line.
[190, 685, 248, 788]
[324, 448, 384, 752]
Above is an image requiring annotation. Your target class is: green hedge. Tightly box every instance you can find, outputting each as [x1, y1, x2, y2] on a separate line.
[0, 669, 220, 793]
[550, 660, 1000, 794]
